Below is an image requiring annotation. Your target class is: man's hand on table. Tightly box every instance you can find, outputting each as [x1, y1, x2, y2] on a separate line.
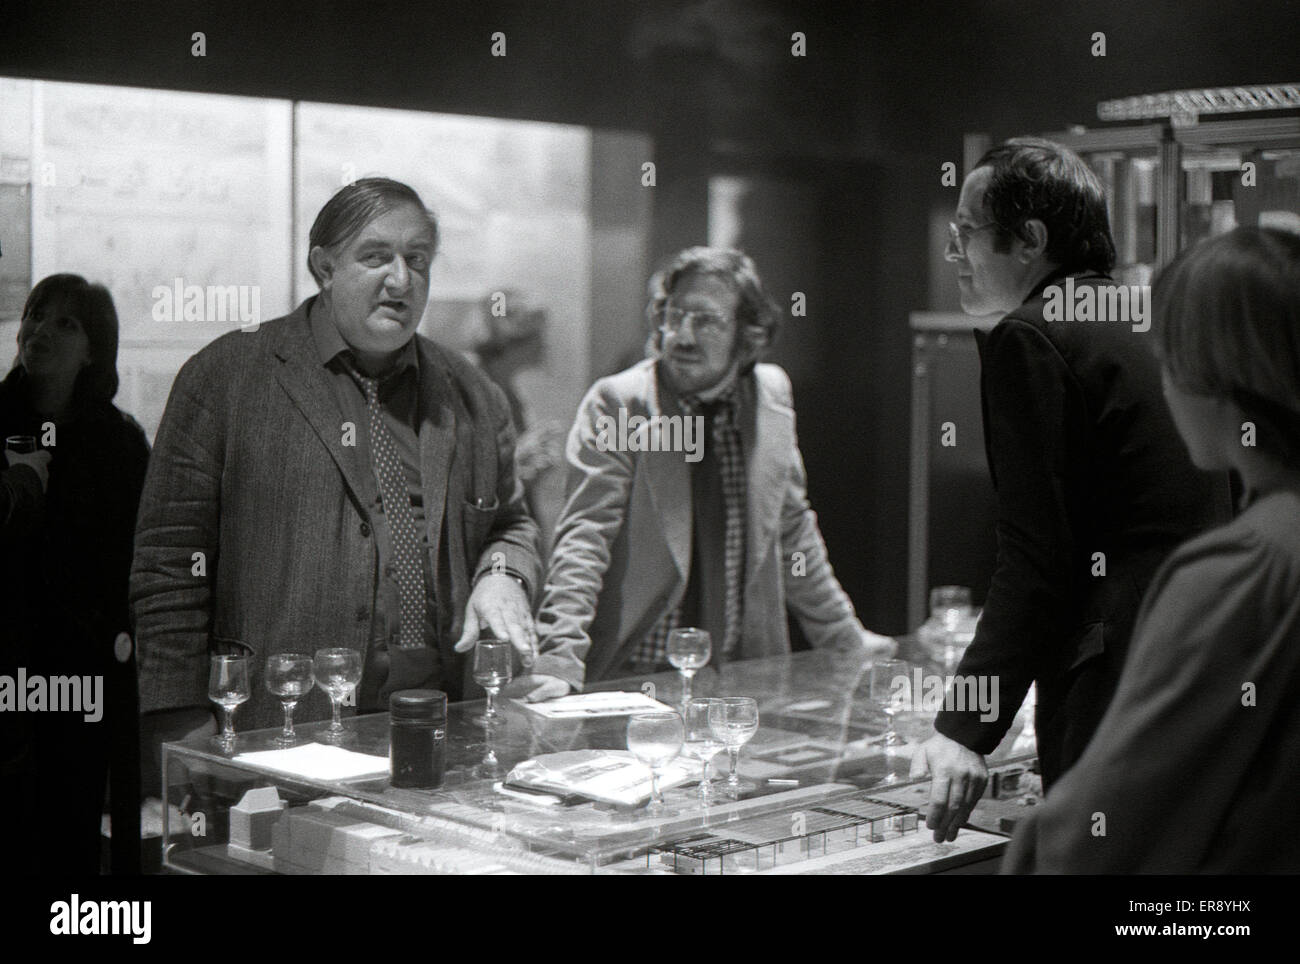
[909, 732, 988, 842]
[502, 674, 572, 702]
[454, 572, 538, 666]
[859, 628, 898, 657]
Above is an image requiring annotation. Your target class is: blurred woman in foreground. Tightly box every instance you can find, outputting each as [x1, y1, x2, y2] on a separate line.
[0, 273, 150, 873]
[1004, 227, 1300, 873]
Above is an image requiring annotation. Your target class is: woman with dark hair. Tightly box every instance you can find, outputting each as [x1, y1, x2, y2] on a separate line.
[1005, 227, 1300, 873]
[1, 273, 150, 874]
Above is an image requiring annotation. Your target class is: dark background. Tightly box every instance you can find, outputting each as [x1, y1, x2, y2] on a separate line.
[2, 0, 1297, 633]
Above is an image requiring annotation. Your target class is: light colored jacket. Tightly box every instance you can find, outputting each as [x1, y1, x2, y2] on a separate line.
[533, 359, 864, 690]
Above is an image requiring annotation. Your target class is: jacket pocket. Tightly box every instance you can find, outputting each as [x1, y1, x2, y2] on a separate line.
[1066, 620, 1106, 674]
[462, 498, 501, 561]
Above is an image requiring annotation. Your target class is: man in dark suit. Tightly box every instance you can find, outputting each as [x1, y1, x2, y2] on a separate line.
[132, 178, 541, 752]
[910, 139, 1229, 841]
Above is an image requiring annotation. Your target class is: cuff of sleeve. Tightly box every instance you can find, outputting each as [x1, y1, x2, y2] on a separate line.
[530, 652, 584, 693]
[933, 709, 1005, 757]
[473, 566, 529, 597]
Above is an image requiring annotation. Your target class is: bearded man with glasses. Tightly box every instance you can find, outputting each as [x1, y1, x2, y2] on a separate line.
[512, 246, 895, 700]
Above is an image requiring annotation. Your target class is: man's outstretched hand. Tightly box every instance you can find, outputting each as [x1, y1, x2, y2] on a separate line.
[909, 732, 988, 842]
[453, 573, 537, 667]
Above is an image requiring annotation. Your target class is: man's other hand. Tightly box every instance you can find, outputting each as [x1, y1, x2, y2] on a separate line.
[909, 732, 988, 842]
[502, 674, 571, 702]
[453, 572, 538, 667]
[859, 628, 897, 656]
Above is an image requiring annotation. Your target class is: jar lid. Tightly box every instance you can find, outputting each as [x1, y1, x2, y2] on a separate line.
[390, 689, 447, 721]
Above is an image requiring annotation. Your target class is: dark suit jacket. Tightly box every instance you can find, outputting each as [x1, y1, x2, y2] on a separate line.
[131, 298, 541, 729]
[934, 273, 1230, 787]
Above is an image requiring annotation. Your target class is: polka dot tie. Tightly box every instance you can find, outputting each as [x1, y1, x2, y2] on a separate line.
[356, 372, 427, 650]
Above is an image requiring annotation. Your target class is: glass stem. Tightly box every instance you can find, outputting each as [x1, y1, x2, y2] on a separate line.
[650, 767, 662, 806]
[486, 687, 498, 719]
[681, 670, 693, 704]
[282, 699, 297, 738]
[728, 746, 740, 785]
[222, 707, 234, 741]
[331, 695, 342, 730]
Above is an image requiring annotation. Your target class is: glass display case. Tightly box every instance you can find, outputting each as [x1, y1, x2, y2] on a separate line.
[161, 647, 1036, 875]
[1044, 115, 1300, 276]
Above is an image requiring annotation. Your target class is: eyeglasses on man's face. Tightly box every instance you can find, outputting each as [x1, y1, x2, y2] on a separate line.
[947, 220, 998, 256]
[656, 305, 733, 338]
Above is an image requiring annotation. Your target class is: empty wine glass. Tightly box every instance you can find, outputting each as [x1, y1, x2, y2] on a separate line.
[708, 696, 759, 798]
[312, 648, 363, 744]
[681, 698, 724, 803]
[869, 658, 912, 784]
[266, 653, 314, 746]
[666, 627, 711, 707]
[472, 638, 513, 728]
[208, 654, 250, 752]
[627, 711, 684, 814]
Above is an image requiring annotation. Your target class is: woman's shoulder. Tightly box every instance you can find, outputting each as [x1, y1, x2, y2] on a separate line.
[85, 402, 151, 455]
[1173, 489, 1300, 564]
[1147, 490, 1300, 619]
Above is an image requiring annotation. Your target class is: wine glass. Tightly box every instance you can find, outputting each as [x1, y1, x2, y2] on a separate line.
[312, 648, 363, 744]
[869, 658, 912, 784]
[930, 586, 973, 628]
[929, 586, 974, 672]
[681, 698, 724, 803]
[627, 711, 684, 814]
[266, 653, 314, 746]
[666, 627, 711, 706]
[472, 638, 513, 728]
[208, 654, 250, 752]
[708, 696, 759, 798]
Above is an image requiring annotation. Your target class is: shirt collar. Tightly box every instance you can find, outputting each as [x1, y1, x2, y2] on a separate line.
[308, 295, 419, 379]
[672, 369, 746, 422]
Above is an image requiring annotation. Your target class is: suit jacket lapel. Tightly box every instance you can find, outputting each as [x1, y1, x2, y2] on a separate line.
[643, 364, 691, 579]
[414, 338, 456, 550]
[272, 305, 374, 515]
[742, 371, 792, 593]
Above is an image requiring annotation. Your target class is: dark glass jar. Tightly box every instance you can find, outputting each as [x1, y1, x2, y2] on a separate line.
[389, 689, 447, 789]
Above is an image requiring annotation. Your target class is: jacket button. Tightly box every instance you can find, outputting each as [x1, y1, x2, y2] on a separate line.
[360, 522, 371, 537]
[355, 606, 370, 623]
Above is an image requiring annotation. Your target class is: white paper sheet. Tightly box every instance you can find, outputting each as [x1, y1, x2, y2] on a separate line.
[513, 691, 678, 719]
[233, 742, 391, 781]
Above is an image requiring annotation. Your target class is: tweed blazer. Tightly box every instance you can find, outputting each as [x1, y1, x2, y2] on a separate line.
[131, 298, 541, 728]
[532, 359, 865, 690]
